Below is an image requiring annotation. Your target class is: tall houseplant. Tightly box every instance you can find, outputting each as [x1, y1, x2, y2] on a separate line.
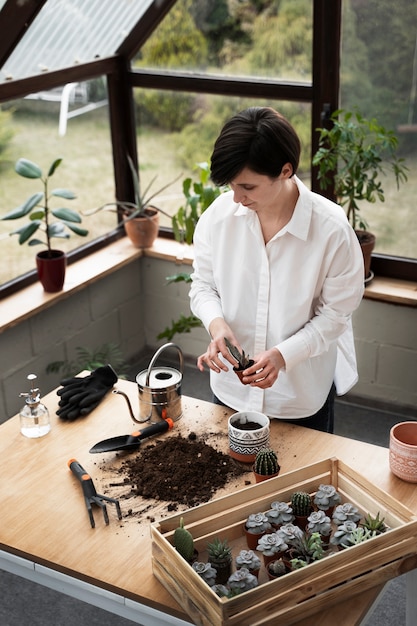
[1, 157, 88, 292]
[86, 155, 179, 249]
[312, 109, 408, 279]
[157, 163, 226, 342]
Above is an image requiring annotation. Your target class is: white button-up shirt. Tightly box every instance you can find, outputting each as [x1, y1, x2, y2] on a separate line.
[189, 176, 365, 419]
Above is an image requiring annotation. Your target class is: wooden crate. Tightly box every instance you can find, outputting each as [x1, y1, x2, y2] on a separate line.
[151, 458, 417, 626]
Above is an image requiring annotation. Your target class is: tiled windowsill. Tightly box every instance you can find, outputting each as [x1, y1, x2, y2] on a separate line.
[0, 237, 415, 335]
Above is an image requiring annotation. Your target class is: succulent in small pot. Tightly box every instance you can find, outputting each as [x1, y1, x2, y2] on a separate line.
[330, 520, 359, 548]
[244, 512, 272, 550]
[227, 567, 258, 594]
[192, 561, 217, 586]
[235, 549, 261, 577]
[253, 448, 280, 482]
[224, 337, 255, 383]
[291, 491, 313, 529]
[206, 537, 232, 584]
[265, 501, 295, 528]
[313, 484, 342, 514]
[277, 522, 304, 544]
[256, 531, 289, 565]
[361, 511, 388, 534]
[287, 531, 325, 563]
[266, 557, 292, 580]
[332, 502, 362, 526]
[173, 517, 195, 562]
[305, 510, 332, 539]
[341, 527, 377, 548]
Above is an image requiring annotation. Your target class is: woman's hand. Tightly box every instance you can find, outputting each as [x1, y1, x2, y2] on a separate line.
[196, 318, 242, 373]
[241, 348, 286, 388]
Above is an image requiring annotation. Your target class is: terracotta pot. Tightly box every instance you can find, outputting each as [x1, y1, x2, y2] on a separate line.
[124, 207, 159, 248]
[356, 229, 375, 280]
[228, 411, 270, 463]
[243, 524, 266, 551]
[36, 250, 66, 292]
[266, 558, 292, 581]
[253, 469, 280, 483]
[389, 421, 417, 483]
[233, 359, 255, 384]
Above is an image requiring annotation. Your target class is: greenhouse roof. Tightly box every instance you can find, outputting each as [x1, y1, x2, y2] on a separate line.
[0, 0, 176, 94]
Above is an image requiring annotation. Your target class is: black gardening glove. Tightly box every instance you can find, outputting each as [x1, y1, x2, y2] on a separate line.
[56, 364, 118, 420]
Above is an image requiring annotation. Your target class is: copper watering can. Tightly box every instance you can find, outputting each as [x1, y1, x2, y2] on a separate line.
[113, 343, 184, 423]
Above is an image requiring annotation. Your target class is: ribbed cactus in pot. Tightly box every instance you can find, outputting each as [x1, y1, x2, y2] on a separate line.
[291, 491, 313, 528]
[253, 448, 280, 482]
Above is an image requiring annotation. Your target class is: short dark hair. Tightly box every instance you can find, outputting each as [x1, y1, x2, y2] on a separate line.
[210, 107, 301, 186]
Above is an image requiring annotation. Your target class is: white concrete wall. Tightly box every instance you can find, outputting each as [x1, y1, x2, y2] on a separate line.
[1, 254, 415, 423]
[0, 259, 145, 422]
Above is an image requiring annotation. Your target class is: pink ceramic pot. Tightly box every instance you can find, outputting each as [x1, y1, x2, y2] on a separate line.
[389, 421, 417, 483]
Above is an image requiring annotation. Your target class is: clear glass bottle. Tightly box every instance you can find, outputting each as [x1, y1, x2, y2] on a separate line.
[19, 374, 51, 438]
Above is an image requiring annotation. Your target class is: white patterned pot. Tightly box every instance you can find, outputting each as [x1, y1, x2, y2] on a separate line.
[228, 411, 270, 464]
[389, 421, 417, 483]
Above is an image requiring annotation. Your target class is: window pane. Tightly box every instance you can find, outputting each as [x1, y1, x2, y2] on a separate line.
[1, 0, 153, 83]
[340, 0, 417, 260]
[135, 89, 312, 219]
[0, 81, 115, 285]
[134, 0, 312, 82]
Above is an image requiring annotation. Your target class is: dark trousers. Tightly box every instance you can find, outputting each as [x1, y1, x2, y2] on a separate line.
[213, 383, 335, 434]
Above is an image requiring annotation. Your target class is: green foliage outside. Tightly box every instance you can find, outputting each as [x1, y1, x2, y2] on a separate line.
[0, 108, 14, 166]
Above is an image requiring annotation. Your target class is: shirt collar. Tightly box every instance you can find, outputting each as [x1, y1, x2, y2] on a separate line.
[285, 176, 312, 241]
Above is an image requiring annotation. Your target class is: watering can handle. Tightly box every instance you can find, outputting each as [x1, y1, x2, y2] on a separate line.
[145, 343, 184, 387]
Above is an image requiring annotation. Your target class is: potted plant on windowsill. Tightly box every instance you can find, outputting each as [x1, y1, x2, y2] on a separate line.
[312, 109, 408, 281]
[85, 155, 180, 249]
[1, 157, 88, 292]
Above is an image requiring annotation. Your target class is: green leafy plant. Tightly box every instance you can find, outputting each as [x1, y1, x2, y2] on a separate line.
[85, 154, 179, 221]
[1, 157, 88, 255]
[341, 526, 377, 548]
[46, 343, 128, 378]
[171, 162, 225, 244]
[253, 448, 280, 476]
[313, 109, 408, 232]
[157, 163, 226, 342]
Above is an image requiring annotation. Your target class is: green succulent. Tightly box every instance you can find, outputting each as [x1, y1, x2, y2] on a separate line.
[361, 511, 387, 534]
[207, 537, 232, 560]
[173, 517, 194, 561]
[224, 337, 251, 369]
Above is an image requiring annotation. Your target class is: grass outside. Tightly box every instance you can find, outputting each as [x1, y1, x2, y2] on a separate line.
[0, 106, 416, 286]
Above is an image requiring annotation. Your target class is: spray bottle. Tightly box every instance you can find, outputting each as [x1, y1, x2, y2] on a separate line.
[19, 374, 51, 438]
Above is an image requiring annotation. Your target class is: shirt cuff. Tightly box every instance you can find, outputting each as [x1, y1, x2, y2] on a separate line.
[276, 334, 310, 371]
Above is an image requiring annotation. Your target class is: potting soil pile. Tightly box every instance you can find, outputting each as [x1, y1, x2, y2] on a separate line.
[120, 433, 249, 508]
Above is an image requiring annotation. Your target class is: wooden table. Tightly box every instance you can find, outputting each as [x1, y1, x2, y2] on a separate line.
[1, 378, 416, 625]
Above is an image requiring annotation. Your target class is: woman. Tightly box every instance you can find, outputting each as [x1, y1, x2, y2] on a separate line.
[189, 107, 364, 432]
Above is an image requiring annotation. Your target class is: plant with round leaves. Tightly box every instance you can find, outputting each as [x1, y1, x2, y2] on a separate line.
[1, 157, 88, 256]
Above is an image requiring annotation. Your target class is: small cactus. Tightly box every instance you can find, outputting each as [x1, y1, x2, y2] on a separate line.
[291, 491, 313, 517]
[224, 337, 251, 369]
[173, 517, 194, 561]
[253, 448, 280, 476]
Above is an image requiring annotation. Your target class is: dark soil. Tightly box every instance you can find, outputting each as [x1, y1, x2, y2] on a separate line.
[119, 433, 251, 510]
[230, 420, 263, 430]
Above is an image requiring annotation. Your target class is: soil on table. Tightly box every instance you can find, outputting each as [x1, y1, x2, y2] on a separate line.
[118, 432, 251, 510]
